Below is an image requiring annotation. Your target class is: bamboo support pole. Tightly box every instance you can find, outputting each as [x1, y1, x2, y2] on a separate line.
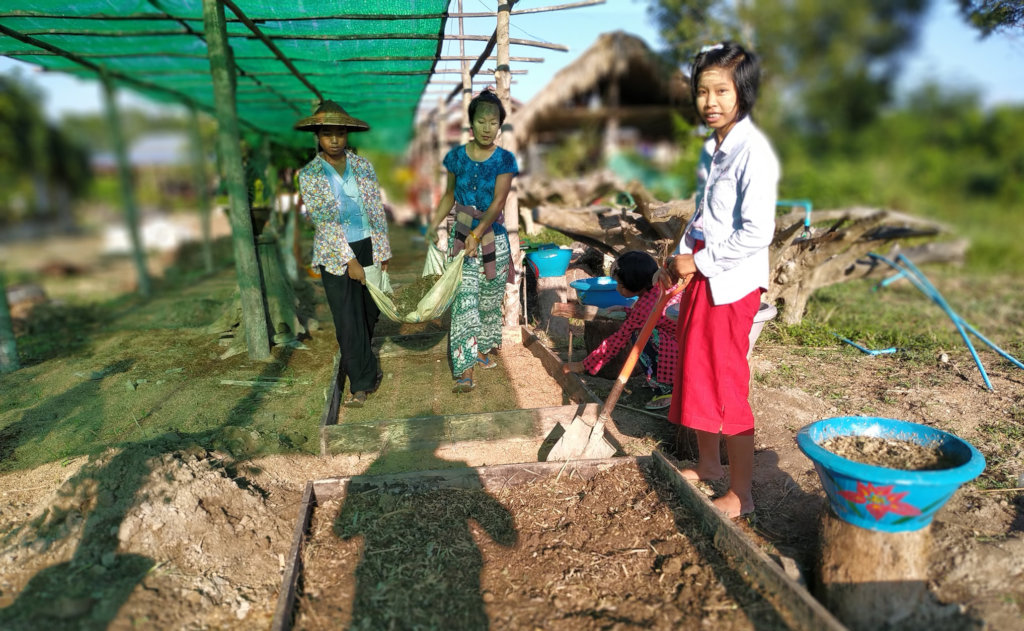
[459, 0, 472, 145]
[436, 96, 448, 192]
[221, 0, 320, 104]
[187, 106, 215, 274]
[2, 1, 604, 20]
[100, 71, 151, 298]
[0, 51, 543, 63]
[202, 0, 270, 360]
[496, 1, 522, 328]
[0, 270, 19, 374]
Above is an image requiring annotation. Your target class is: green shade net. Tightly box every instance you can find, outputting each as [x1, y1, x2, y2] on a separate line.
[0, 0, 451, 151]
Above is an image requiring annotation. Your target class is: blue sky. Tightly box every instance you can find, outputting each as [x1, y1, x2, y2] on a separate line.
[1, 0, 1021, 121]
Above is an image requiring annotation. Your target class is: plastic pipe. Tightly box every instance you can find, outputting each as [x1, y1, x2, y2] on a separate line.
[871, 253, 992, 390]
[832, 334, 898, 355]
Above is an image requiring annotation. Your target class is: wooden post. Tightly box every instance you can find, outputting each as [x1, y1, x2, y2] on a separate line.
[458, 0, 472, 145]
[0, 269, 19, 374]
[202, 0, 270, 360]
[435, 96, 447, 198]
[496, 0, 522, 329]
[100, 71, 151, 298]
[817, 511, 932, 630]
[259, 135, 278, 229]
[535, 276, 569, 338]
[187, 106, 215, 274]
[603, 77, 620, 159]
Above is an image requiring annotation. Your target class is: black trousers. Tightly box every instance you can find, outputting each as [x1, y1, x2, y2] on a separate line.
[321, 238, 380, 394]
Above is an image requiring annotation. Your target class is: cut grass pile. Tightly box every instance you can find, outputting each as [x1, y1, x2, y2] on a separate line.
[0, 267, 334, 474]
[391, 274, 442, 315]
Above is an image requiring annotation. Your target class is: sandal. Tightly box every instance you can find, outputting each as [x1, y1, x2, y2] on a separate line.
[368, 370, 384, 394]
[645, 393, 672, 410]
[475, 355, 498, 370]
[452, 377, 476, 393]
[346, 391, 367, 408]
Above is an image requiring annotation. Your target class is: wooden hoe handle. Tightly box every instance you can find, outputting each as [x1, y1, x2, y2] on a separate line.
[597, 279, 689, 421]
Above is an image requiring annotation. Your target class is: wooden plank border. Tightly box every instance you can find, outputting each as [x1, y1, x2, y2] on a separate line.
[270, 481, 315, 631]
[651, 450, 847, 631]
[318, 351, 342, 457]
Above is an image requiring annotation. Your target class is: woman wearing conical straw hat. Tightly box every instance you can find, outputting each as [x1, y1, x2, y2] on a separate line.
[295, 100, 391, 407]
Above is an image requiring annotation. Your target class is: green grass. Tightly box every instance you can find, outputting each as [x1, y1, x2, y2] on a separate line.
[761, 271, 1024, 365]
[519, 226, 574, 248]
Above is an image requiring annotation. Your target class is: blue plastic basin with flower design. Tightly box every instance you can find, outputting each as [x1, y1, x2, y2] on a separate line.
[797, 416, 985, 533]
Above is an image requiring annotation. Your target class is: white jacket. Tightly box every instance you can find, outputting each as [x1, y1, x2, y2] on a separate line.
[676, 116, 780, 305]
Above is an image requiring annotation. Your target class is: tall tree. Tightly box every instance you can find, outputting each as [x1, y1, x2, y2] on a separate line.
[957, 0, 1024, 34]
[0, 74, 91, 226]
[649, 0, 929, 153]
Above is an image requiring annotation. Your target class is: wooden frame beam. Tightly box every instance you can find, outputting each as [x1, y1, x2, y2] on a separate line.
[1, 2, 605, 20]
[15, 29, 569, 51]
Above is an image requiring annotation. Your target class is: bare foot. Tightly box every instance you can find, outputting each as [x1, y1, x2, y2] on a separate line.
[679, 465, 726, 482]
[712, 490, 754, 518]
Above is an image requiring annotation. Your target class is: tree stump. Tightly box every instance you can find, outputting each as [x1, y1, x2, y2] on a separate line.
[534, 275, 569, 339]
[816, 510, 931, 630]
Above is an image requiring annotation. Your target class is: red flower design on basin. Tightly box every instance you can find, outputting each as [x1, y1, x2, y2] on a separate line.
[838, 481, 922, 520]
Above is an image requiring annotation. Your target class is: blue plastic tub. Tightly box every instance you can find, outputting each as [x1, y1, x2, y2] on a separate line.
[569, 277, 637, 309]
[797, 416, 985, 532]
[525, 244, 572, 278]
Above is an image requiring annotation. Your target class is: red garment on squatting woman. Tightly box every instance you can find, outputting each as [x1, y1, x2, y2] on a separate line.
[580, 285, 682, 386]
[668, 241, 761, 436]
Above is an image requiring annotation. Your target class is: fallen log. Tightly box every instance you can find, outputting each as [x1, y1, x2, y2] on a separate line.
[768, 207, 958, 324]
[530, 198, 961, 324]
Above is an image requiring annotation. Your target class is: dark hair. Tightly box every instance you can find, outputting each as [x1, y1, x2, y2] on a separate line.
[690, 41, 761, 120]
[611, 250, 658, 293]
[468, 90, 507, 126]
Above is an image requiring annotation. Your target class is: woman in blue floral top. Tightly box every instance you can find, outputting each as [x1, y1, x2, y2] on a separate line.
[426, 90, 519, 393]
[295, 100, 391, 407]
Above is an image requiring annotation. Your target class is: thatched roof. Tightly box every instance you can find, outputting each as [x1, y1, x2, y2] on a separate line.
[512, 31, 695, 141]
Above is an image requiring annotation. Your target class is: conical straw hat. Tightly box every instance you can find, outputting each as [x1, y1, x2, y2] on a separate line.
[294, 99, 370, 132]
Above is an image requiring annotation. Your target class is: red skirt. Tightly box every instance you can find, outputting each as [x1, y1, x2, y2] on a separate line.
[667, 250, 761, 436]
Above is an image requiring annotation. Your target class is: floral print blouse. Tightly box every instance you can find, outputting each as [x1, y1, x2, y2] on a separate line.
[297, 150, 391, 276]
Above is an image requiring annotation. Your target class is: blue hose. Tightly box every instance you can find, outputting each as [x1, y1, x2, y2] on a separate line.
[777, 199, 813, 238]
[868, 252, 1019, 391]
[832, 334, 898, 355]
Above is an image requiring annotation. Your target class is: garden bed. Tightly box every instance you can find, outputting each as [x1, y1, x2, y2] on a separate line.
[277, 455, 842, 630]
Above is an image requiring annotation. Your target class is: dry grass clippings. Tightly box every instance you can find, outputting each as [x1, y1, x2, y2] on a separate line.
[295, 461, 790, 630]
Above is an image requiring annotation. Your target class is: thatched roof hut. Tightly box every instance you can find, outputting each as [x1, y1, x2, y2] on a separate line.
[512, 31, 695, 154]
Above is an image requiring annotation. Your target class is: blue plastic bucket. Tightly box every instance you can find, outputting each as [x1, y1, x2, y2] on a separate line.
[525, 244, 572, 278]
[569, 277, 638, 309]
[797, 416, 985, 532]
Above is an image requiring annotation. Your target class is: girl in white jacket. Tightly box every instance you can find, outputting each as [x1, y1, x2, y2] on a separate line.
[657, 41, 779, 518]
